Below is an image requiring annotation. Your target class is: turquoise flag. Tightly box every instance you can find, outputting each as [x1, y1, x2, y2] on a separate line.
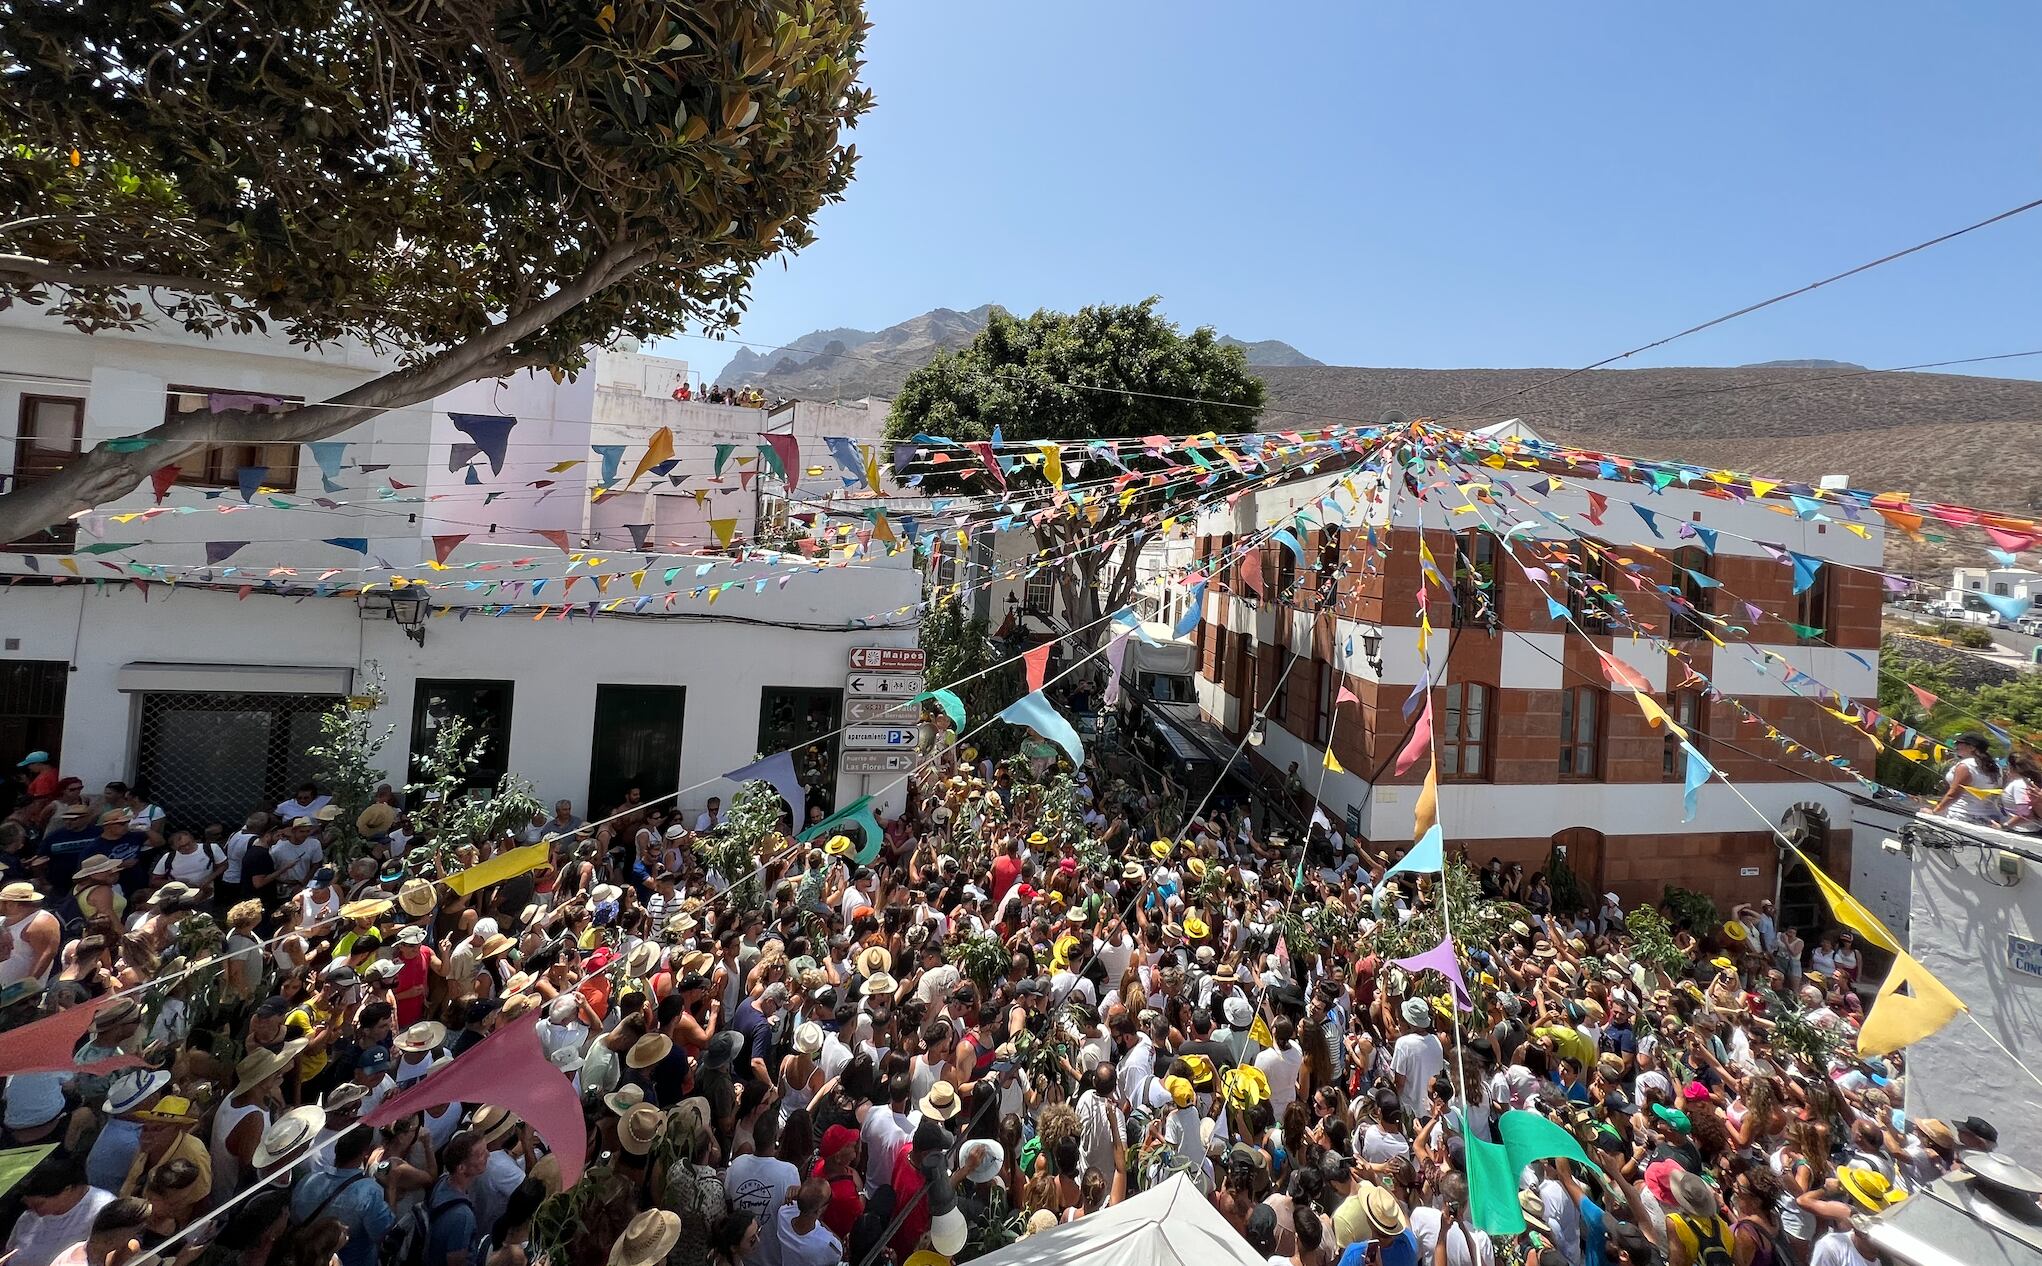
[1681, 740, 1716, 822]
[1385, 823, 1443, 877]
[911, 688, 966, 731]
[997, 690, 1083, 766]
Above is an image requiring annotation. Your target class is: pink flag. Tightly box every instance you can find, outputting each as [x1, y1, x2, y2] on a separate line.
[363, 1010, 586, 1186]
[1909, 684, 1940, 710]
[1984, 525, 2038, 554]
[1393, 934, 1474, 1011]
[1337, 684, 1359, 705]
[0, 994, 148, 1080]
[1393, 700, 1432, 776]
[763, 433, 801, 491]
[1021, 642, 1053, 693]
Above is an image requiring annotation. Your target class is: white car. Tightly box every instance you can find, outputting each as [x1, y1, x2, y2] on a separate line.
[2019, 614, 2042, 637]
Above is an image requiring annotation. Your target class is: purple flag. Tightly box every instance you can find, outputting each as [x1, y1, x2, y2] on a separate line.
[1392, 933, 1473, 1011]
[448, 413, 517, 476]
[723, 750, 805, 830]
[1102, 631, 1132, 707]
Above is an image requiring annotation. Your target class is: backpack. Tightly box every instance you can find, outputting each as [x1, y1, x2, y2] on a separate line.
[389, 1189, 471, 1266]
[1670, 1214, 1735, 1266]
[1736, 1216, 1802, 1266]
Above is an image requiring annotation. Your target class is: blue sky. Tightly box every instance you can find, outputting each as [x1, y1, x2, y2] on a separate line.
[664, 3, 2042, 383]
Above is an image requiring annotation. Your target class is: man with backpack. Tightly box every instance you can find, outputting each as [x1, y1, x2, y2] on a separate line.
[148, 830, 226, 904]
[412, 1129, 485, 1266]
[1664, 1171, 1736, 1266]
[289, 1128, 392, 1266]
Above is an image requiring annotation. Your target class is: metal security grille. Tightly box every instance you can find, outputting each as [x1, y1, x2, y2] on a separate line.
[135, 690, 334, 834]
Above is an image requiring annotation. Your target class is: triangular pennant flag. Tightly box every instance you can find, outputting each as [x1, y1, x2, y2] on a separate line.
[536, 529, 574, 553]
[723, 750, 806, 833]
[1857, 951, 1966, 1055]
[1021, 642, 1053, 692]
[204, 540, 246, 565]
[1413, 761, 1438, 840]
[1680, 739, 1715, 822]
[997, 690, 1083, 766]
[1385, 824, 1444, 877]
[433, 534, 467, 565]
[762, 433, 800, 489]
[236, 465, 266, 503]
[1391, 934, 1473, 1010]
[709, 517, 737, 548]
[1393, 700, 1432, 775]
[307, 441, 348, 492]
[590, 444, 626, 487]
[624, 523, 653, 551]
[1324, 747, 1345, 773]
[1635, 692, 1687, 738]
[149, 465, 181, 504]
[627, 426, 675, 487]
[1796, 846, 1899, 951]
[1908, 684, 1940, 711]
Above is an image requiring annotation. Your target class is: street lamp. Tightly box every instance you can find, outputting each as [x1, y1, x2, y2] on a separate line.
[389, 592, 430, 647]
[1361, 624, 1384, 676]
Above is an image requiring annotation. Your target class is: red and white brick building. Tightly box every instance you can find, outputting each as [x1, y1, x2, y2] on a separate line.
[1189, 442, 1885, 920]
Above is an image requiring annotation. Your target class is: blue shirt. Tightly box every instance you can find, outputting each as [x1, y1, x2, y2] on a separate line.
[1579, 1196, 1608, 1266]
[424, 1176, 477, 1266]
[293, 1168, 396, 1266]
[85, 1118, 141, 1192]
[1338, 1229, 1420, 1266]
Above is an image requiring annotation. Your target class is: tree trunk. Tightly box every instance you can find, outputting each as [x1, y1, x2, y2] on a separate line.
[0, 242, 655, 542]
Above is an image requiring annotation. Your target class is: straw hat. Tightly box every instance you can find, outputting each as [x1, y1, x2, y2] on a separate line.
[1837, 1166, 1907, 1212]
[1120, 861, 1144, 882]
[234, 1039, 308, 1095]
[608, 1210, 682, 1266]
[862, 971, 899, 998]
[131, 1095, 199, 1127]
[623, 942, 662, 979]
[920, 1081, 963, 1121]
[626, 1033, 673, 1069]
[341, 897, 392, 922]
[74, 853, 122, 880]
[472, 1106, 520, 1146]
[1362, 1185, 1408, 1239]
[397, 878, 438, 917]
[253, 1104, 326, 1168]
[618, 1103, 665, 1156]
[105, 1069, 172, 1116]
[1222, 1065, 1272, 1109]
[1182, 915, 1209, 940]
[0, 881, 41, 903]
[394, 1021, 447, 1054]
[603, 1084, 646, 1116]
[793, 1021, 824, 1057]
[1722, 920, 1749, 944]
[825, 834, 854, 856]
[1518, 1190, 1552, 1236]
[530, 1153, 564, 1197]
[857, 945, 894, 978]
[1186, 858, 1208, 880]
[477, 933, 515, 960]
[1669, 1170, 1719, 1221]
[1150, 840, 1173, 861]
[680, 950, 714, 977]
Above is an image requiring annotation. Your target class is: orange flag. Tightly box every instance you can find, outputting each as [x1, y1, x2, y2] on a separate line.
[627, 427, 674, 488]
[1413, 761, 1438, 840]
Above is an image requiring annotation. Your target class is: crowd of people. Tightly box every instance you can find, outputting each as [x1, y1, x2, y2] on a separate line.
[0, 737, 2014, 1266]
[670, 378, 771, 409]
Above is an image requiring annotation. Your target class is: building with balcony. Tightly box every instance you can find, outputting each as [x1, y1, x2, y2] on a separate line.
[0, 309, 918, 829]
[1189, 429, 1886, 916]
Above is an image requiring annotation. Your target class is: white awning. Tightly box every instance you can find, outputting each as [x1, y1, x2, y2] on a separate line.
[116, 662, 355, 697]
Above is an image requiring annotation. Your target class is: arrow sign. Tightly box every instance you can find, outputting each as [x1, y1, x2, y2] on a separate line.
[850, 647, 926, 672]
[845, 672, 926, 698]
[843, 725, 920, 749]
[843, 750, 918, 774]
[847, 698, 922, 724]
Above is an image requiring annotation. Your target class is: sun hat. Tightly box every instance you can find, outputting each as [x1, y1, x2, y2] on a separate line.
[1224, 996, 1255, 1029]
[1027, 831, 1049, 846]
[960, 1139, 1006, 1185]
[1181, 915, 1209, 940]
[234, 1039, 308, 1095]
[93, 996, 142, 1032]
[618, 1103, 665, 1156]
[1400, 997, 1433, 1029]
[472, 1105, 520, 1146]
[394, 925, 427, 947]
[339, 897, 393, 922]
[131, 1095, 199, 1127]
[73, 853, 122, 880]
[603, 1084, 645, 1116]
[1838, 1166, 1907, 1212]
[397, 878, 438, 917]
[668, 1098, 712, 1147]
[1669, 1170, 1719, 1221]
[857, 945, 894, 977]
[1915, 1119, 1956, 1149]
[608, 1210, 682, 1266]
[1710, 956, 1736, 972]
[794, 1021, 824, 1056]
[861, 971, 899, 997]
[627, 1033, 673, 1069]
[1519, 1190, 1553, 1236]
[623, 942, 662, 979]
[1151, 840, 1173, 861]
[1363, 1185, 1408, 1238]
[148, 881, 195, 908]
[1222, 1064, 1272, 1109]
[105, 1068, 172, 1116]
[1165, 1075, 1196, 1109]
[394, 1021, 447, 1054]
[549, 1046, 586, 1075]
[323, 1083, 370, 1117]
[701, 1030, 745, 1071]
[663, 823, 688, 841]
[253, 1104, 326, 1168]
[920, 1081, 963, 1121]
[1722, 920, 1748, 944]
[1120, 861, 1144, 881]
[591, 883, 623, 905]
[0, 881, 41, 903]
[821, 1123, 861, 1160]
[825, 834, 854, 856]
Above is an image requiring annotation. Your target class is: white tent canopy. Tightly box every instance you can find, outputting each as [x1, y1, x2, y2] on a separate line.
[966, 1174, 1266, 1266]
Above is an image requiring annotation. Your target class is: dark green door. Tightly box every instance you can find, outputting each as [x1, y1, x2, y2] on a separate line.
[588, 685, 685, 815]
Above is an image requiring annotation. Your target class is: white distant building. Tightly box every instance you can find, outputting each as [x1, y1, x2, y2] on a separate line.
[0, 309, 918, 828]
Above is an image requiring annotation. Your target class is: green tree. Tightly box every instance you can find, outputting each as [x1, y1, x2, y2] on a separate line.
[885, 300, 1266, 660]
[0, 0, 871, 539]
[920, 597, 1026, 761]
[307, 672, 397, 866]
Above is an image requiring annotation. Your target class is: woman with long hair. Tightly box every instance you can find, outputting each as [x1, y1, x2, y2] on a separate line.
[2001, 751, 2042, 832]
[1932, 733, 2003, 821]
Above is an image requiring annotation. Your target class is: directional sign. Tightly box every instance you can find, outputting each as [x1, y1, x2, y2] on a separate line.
[847, 698, 921, 724]
[844, 725, 920, 750]
[845, 672, 926, 698]
[850, 647, 926, 672]
[842, 750, 918, 774]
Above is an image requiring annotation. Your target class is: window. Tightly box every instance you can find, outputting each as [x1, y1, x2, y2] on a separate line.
[165, 386, 303, 489]
[1662, 689, 1707, 781]
[10, 395, 85, 549]
[1669, 547, 1714, 640]
[0, 660, 68, 773]
[1440, 682, 1492, 779]
[1023, 570, 1056, 615]
[1236, 635, 1258, 731]
[1211, 625, 1228, 688]
[411, 680, 515, 792]
[1451, 531, 1503, 630]
[758, 687, 843, 816]
[1562, 553, 1618, 635]
[1796, 569, 1834, 644]
[1316, 526, 1343, 609]
[588, 684, 685, 816]
[1314, 661, 1337, 744]
[1273, 543, 1296, 602]
[1270, 648, 1294, 724]
[137, 689, 334, 835]
[1995, 582, 2010, 596]
[1558, 686, 1603, 779]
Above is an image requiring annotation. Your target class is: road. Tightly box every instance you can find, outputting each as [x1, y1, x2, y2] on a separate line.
[1887, 608, 2040, 669]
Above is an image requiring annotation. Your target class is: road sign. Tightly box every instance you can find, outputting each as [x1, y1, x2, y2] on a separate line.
[845, 672, 926, 698]
[844, 725, 920, 750]
[850, 647, 926, 672]
[843, 750, 918, 774]
[847, 698, 921, 724]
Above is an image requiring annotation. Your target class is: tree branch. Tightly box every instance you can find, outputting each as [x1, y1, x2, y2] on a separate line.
[0, 254, 253, 298]
[0, 241, 662, 542]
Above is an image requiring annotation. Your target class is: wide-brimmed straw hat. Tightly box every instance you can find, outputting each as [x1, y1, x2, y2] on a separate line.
[253, 1104, 326, 1168]
[394, 1021, 447, 1054]
[608, 1210, 682, 1266]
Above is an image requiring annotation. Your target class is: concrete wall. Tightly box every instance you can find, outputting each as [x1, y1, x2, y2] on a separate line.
[1906, 843, 2042, 1175]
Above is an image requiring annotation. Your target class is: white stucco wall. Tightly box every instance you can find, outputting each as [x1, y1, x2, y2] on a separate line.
[1905, 844, 2042, 1174]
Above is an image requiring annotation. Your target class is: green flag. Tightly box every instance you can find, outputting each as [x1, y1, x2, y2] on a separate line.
[0, 1144, 55, 1200]
[911, 688, 966, 731]
[1466, 1110, 1597, 1236]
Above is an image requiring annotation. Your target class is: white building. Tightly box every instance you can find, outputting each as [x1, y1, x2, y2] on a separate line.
[0, 310, 920, 829]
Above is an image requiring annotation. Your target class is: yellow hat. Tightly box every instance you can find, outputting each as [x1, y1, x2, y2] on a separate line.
[1028, 831, 1049, 845]
[1723, 921, 1749, 943]
[1186, 858, 1208, 880]
[1837, 1166, 1907, 1212]
[825, 835, 854, 856]
[1710, 956, 1736, 972]
[1151, 840, 1173, 861]
[1179, 1053, 1216, 1087]
[1164, 1075, 1195, 1108]
[1182, 915, 1210, 940]
[1222, 1065, 1271, 1109]
[905, 1252, 952, 1266]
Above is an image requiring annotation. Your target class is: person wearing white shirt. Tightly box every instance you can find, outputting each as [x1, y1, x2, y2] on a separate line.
[1075, 1067, 1123, 1181]
[1390, 1000, 1446, 1119]
[1809, 1224, 1879, 1266]
[273, 786, 332, 823]
[727, 1115, 801, 1263]
[858, 1079, 914, 1196]
[1410, 1176, 1496, 1266]
[695, 798, 725, 833]
[1254, 1019, 1306, 1120]
[774, 1181, 844, 1266]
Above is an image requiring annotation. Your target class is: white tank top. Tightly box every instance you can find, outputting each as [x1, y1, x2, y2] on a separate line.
[0, 911, 51, 987]
[1948, 756, 2003, 821]
[210, 1098, 269, 1203]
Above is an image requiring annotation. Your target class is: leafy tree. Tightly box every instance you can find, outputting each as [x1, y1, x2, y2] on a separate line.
[403, 716, 543, 864]
[0, 0, 871, 539]
[919, 597, 1026, 761]
[885, 300, 1266, 661]
[307, 672, 397, 866]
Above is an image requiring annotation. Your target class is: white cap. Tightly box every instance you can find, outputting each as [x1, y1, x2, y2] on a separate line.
[472, 917, 500, 940]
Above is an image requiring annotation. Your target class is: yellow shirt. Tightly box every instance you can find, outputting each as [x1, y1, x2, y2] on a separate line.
[285, 1001, 335, 1080]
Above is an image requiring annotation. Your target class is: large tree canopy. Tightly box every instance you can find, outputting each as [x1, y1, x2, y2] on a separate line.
[886, 300, 1266, 653]
[0, 0, 871, 538]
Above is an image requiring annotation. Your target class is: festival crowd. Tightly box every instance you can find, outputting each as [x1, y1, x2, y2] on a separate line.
[0, 736, 2011, 1266]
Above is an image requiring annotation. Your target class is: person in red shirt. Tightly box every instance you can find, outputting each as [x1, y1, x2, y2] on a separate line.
[989, 837, 1023, 904]
[812, 1123, 864, 1238]
[888, 1118, 952, 1262]
[18, 751, 58, 802]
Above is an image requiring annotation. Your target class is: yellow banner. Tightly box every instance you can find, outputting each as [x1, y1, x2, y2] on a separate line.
[444, 843, 550, 897]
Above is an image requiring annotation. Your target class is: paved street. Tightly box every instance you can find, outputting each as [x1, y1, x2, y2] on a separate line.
[1887, 606, 2040, 670]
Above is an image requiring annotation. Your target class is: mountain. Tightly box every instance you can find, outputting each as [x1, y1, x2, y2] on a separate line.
[713, 304, 1321, 397]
